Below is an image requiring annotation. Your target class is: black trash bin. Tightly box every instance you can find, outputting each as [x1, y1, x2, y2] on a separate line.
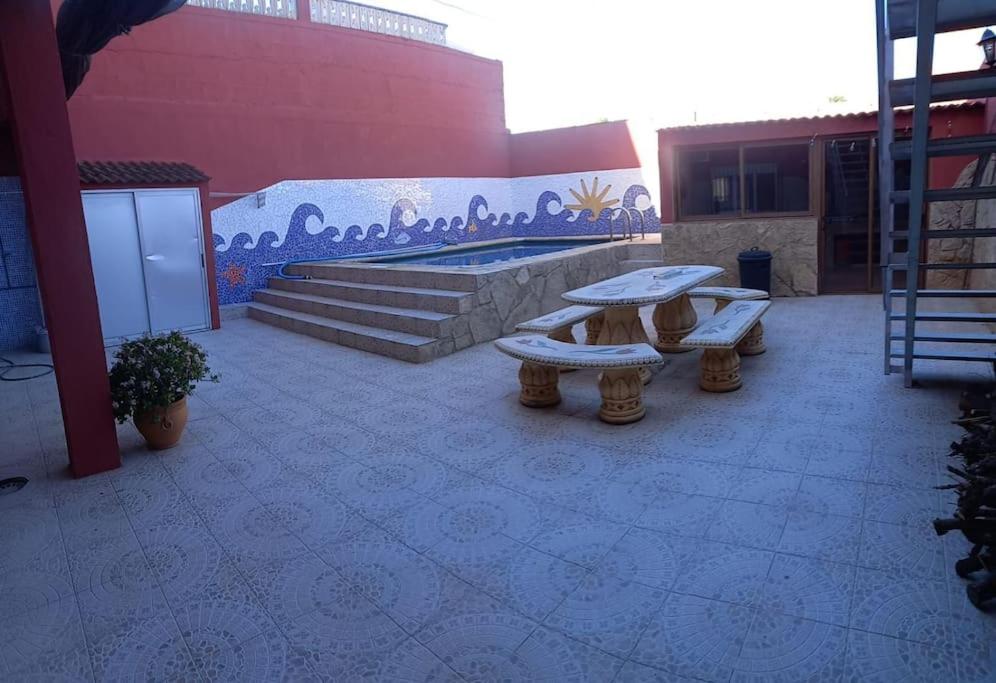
[737, 248, 772, 293]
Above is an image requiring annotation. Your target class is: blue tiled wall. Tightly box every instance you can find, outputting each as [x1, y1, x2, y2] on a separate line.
[0, 177, 41, 351]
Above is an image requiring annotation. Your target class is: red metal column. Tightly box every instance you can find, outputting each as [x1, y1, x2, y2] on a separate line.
[0, 0, 120, 477]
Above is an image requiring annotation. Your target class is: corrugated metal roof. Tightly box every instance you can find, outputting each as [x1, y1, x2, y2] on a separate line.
[78, 161, 209, 186]
[657, 100, 984, 133]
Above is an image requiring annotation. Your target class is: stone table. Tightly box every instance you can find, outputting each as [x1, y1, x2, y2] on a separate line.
[563, 265, 724, 382]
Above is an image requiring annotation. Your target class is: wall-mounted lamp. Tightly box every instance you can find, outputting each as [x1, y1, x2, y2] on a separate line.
[979, 28, 996, 68]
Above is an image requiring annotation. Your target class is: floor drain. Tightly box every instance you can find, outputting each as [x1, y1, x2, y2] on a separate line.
[0, 477, 28, 496]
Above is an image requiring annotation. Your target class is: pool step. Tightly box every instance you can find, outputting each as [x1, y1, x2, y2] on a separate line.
[285, 261, 481, 292]
[247, 303, 444, 363]
[253, 289, 460, 338]
[269, 277, 474, 315]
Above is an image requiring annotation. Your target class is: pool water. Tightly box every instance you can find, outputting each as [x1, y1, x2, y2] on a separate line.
[372, 239, 608, 267]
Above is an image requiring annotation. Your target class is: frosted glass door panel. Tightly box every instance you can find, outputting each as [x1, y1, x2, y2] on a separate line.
[82, 193, 150, 341]
[135, 190, 210, 333]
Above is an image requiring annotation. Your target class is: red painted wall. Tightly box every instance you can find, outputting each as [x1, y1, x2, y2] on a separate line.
[509, 120, 641, 177]
[65, 4, 510, 209]
[657, 104, 986, 223]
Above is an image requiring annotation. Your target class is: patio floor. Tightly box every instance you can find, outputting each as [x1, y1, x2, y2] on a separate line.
[2, 294, 995, 681]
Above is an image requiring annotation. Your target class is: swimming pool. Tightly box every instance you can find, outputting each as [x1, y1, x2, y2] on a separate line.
[370, 239, 609, 267]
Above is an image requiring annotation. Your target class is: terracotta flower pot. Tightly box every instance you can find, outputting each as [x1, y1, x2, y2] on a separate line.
[134, 397, 188, 450]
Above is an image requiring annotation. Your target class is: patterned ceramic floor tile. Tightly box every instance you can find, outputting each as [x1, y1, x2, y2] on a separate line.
[631, 592, 752, 683]
[0, 595, 87, 678]
[410, 610, 539, 679]
[849, 568, 952, 644]
[863, 483, 941, 527]
[780, 510, 862, 564]
[472, 544, 588, 621]
[194, 627, 322, 682]
[728, 467, 802, 507]
[544, 570, 666, 658]
[671, 540, 773, 607]
[596, 527, 686, 592]
[242, 552, 343, 628]
[528, 510, 629, 569]
[199, 494, 311, 574]
[792, 475, 866, 518]
[633, 490, 719, 539]
[730, 611, 847, 682]
[317, 538, 447, 634]
[491, 441, 617, 507]
[858, 517, 948, 581]
[705, 500, 788, 551]
[761, 554, 855, 627]
[91, 616, 200, 681]
[805, 448, 872, 482]
[843, 629, 958, 682]
[417, 420, 526, 473]
[282, 576, 409, 679]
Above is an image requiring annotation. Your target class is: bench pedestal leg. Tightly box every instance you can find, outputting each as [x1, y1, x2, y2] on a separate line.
[597, 306, 652, 385]
[518, 362, 561, 407]
[699, 348, 742, 392]
[598, 368, 645, 424]
[584, 313, 604, 345]
[653, 293, 697, 353]
[548, 325, 578, 373]
[736, 321, 766, 356]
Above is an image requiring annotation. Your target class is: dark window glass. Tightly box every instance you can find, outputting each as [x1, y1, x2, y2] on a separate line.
[744, 144, 810, 213]
[678, 147, 740, 217]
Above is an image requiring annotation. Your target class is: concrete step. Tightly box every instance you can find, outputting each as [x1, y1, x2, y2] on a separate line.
[269, 277, 473, 314]
[247, 303, 442, 363]
[253, 289, 457, 338]
[619, 259, 664, 273]
[286, 262, 480, 292]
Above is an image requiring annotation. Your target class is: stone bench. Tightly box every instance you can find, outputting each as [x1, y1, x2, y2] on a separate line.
[515, 304, 604, 344]
[679, 300, 771, 392]
[495, 334, 663, 424]
[689, 287, 769, 356]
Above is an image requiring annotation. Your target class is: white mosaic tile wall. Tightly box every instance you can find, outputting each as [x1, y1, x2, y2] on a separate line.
[212, 168, 660, 304]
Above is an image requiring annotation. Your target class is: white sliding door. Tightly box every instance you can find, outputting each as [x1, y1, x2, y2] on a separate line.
[83, 188, 210, 344]
[82, 192, 151, 341]
[134, 190, 211, 333]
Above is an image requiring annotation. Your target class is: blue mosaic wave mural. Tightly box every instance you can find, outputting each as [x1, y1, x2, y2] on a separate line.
[215, 184, 658, 305]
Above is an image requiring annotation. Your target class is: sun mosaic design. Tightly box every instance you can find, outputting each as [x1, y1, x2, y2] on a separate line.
[214, 181, 659, 304]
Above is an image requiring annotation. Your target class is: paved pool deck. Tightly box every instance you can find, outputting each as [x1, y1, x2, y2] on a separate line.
[1, 294, 994, 681]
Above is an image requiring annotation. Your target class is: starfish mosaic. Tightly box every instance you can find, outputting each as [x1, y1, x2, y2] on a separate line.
[565, 177, 619, 222]
[221, 263, 246, 287]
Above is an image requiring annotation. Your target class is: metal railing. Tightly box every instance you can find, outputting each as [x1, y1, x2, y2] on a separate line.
[310, 0, 447, 45]
[186, 0, 298, 19]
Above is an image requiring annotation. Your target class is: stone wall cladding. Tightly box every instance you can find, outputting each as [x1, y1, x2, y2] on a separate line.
[659, 218, 818, 297]
[436, 241, 660, 357]
[969, 158, 996, 317]
[926, 160, 978, 289]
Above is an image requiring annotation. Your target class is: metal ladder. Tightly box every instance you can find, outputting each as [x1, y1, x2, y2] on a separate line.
[877, 0, 996, 387]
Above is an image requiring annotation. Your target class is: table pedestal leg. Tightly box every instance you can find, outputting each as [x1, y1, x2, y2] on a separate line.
[518, 362, 560, 407]
[584, 313, 604, 345]
[597, 306, 652, 384]
[700, 348, 742, 392]
[736, 321, 766, 356]
[548, 325, 578, 372]
[653, 293, 697, 353]
[598, 368, 645, 424]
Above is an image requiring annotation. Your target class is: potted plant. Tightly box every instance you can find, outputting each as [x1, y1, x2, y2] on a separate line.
[109, 331, 219, 450]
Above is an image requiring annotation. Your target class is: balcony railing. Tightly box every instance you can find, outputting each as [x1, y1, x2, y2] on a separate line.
[186, 0, 298, 19]
[310, 0, 447, 45]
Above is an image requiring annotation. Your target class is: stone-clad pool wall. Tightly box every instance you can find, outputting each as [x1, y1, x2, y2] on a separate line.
[211, 169, 660, 305]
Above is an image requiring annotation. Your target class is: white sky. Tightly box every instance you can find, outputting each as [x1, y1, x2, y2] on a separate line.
[375, 0, 987, 132]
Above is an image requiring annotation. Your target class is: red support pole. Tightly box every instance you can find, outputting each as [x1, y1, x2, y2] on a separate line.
[0, 0, 120, 477]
